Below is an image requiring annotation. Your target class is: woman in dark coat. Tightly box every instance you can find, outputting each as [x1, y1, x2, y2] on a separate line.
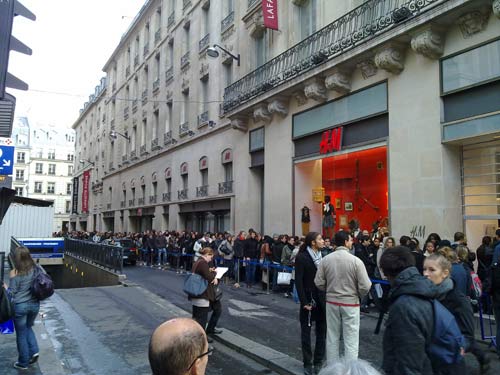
[190, 247, 222, 339]
[295, 232, 326, 375]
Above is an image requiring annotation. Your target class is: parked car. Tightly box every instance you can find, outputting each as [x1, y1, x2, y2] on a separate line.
[102, 238, 138, 266]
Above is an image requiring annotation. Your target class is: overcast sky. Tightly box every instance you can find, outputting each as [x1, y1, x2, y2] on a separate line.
[8, 0, 146, 129]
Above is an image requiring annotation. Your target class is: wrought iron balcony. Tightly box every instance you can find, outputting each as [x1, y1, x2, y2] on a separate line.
[107, 203, 112, 210]
[142, 90, 148, 105]
[140, 144, 148, 155]
[154, 29, 161, 44]
[129, 198, 135, 206]
[123, 106, 129, 119]
[143, 43, 150, 56]
[120, 201, 126, 208]
[179, 122, 190, 136]
[199, 33, 210, 53]
[138, 197, 145, 205]
[183, 0, 192, 12]
[110, 119, 115, 130]
[164, 130, 173, 145]
[221, 11, 234, 32]
[197, 111, 209, 127]
[165, 66, 173, 84]
[131, 99, 138, 113]
[151, 137, 160, 150]
[149, 195, 157, 204]
[196, 185, 208, 198]
[153, 78, 160, 92]
[248, 0, 259, 8]
[181, 51, 190, 68]
[178, 189, 188, 200]
[162, 192, 171, 202]
[125, 66, 131, 77]
[218, 180, 233, 194]
[222, 0, 444, 113]
[134, 54, 139, 67]
[130, 150, 138, 160]
[168, 12, 175, 27]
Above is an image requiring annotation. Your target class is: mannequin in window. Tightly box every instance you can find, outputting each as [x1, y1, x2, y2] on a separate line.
[301, 205, 311, 235]
[322, 195, 335, 240]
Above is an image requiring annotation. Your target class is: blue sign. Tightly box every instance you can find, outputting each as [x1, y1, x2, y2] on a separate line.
[0, 145, 14, 175]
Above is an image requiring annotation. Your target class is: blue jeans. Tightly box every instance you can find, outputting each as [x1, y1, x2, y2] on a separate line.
[14, 301, 40, 367]
[245, 260, 256, 286]
[157, 248, 166, 265]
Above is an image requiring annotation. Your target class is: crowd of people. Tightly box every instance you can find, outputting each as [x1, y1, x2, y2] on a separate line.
[61, 227, 500, 374]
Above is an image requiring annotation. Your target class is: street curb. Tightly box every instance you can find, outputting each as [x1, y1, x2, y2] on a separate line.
[34, 313, 67, 374]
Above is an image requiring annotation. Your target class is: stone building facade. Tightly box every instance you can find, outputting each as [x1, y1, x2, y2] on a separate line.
[71, 0, 500, 249]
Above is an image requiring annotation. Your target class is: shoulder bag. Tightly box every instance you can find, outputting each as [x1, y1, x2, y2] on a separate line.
[183, 261, 209, 297]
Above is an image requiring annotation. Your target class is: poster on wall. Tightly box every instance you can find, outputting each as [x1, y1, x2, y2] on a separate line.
[71, 176, 79, 214]
[81, 171, 90, 213]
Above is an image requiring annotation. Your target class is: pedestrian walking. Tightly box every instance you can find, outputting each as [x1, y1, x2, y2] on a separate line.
[295, 232, 326, 375]
[6, 247, 41, 370]
[314, 230, 371, 362]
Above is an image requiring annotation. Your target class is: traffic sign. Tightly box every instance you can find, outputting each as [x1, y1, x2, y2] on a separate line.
[0, 145, 14, 175]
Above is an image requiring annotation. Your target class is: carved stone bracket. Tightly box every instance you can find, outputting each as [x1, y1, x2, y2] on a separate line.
[231, 116, 248, 132]
[248, 11, 265, 39]
[356, 59, 378, 79]
[181, 78, 189, 94]
[268, 96, 289, 118]
[494, 0, 500, 19]
[411, 27, 444, 59]
[253, 103, 272, 123]
[166, 90, 173, 104]
[374, 44, 406, 74]
[325, 70, 352, 94]
[292, 0, 308, 6]
[221, 44, 235, 65]
[304, 78, 327, 102]
[199, 62, 209, 81]
[293, 90, 307, 106]
[457, 10, 489, 38]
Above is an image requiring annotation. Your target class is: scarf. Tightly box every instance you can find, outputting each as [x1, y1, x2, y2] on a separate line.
[307, 246, 322, 268]
[435, 277, 454, 301]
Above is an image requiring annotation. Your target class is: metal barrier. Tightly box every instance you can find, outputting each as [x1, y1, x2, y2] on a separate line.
[64, 238, 123, 274]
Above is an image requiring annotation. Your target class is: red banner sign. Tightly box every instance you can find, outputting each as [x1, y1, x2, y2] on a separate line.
[82, 170, 90, 213]
[262, 0, 278, 30]
[319, 127, 343, 154]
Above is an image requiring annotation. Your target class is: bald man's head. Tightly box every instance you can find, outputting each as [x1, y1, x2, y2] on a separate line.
[149, 318, 208, 375]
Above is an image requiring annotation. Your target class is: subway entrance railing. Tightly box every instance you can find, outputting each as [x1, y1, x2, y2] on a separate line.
[64, 238, 124, 274]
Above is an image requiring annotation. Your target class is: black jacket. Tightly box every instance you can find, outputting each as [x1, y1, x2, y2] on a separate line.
[294, 251, 326, 312]
[383, 267, 437, 375]
[439, 281, 474, 340]
[233, 238, 245, 258]
[243, 238, 259, 259]
[354, 244, 377, 277]
[272, 242, 284, 263]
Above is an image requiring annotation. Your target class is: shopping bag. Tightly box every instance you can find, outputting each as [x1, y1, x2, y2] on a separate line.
[374, 283, 383, 298]
[277, 272, 292, 285]
[0, 319, 14, 335]
[292, 283, 300, 304]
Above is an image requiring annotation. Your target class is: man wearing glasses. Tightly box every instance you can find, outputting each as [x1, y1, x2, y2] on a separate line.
[149, 318, 212, 375]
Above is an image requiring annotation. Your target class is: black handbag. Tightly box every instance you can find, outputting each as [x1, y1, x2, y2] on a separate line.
[0, 286, 14, 323]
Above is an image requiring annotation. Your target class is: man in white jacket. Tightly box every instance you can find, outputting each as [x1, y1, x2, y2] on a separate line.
[314, 230, 372, 362]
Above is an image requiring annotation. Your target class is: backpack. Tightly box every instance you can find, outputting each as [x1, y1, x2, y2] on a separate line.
[0, 286, 14, 323]
[427, 299, 465, 365]
[218, 242, 231, 255]
[31, 265, 55, 301]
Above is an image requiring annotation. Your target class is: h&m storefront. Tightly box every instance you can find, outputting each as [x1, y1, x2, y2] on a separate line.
[293, 82, 389, 237]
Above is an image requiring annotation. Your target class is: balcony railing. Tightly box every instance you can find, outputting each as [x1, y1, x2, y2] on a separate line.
[197, 110, 209, 127]
[130, 150, 138, 160]
[199, 33, 210, 53]
[162, 192, 171, 202]
[179, 122, 190, 136]
[140, 144, 147, 155]
[248, 0, 259, 8]
[183, 0, 192, 12]
[222, 0, 444, 113]
[132, 99, 138, 113]
[221, 11, 234, 32]
[120, 201, 126, 208]
[154, 29, 161, 44]
[125, 66, 131, 77]
[164, 130, 173, 145]
[165, 66, 173, 84]
[219, 180, 233, 194]
[153, 78, 160, 92]
[138, 197, 145, 205]
[151, 137, 159, 150]
[178, 189, 188, 200]
[143, 43, 150, 56]
[110, 119, 115, 130]
[124, 106, 129, 119]
[134, 55, 139, 67]
[149, 195, 157, 204]
[142, 90, 148, 105]
[129, 199, 135, 206]
[196, 185, 208, 198]
[181, 51, 190, 68]
[106, 203, 111, 210]
[168, 12, 175, 27]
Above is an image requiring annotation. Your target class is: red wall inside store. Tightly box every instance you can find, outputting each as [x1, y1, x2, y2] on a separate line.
[322, 147, 388, 233]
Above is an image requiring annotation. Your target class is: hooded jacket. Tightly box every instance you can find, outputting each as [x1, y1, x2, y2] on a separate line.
[382, 267, 437, 375]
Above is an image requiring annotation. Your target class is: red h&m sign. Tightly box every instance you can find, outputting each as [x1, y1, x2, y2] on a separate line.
[319, 127, 343, 154]
[81, 170, 90, 213]
[262, 0, 278, 30]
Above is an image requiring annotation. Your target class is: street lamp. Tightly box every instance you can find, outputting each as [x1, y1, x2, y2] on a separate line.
[207, 44, 240, 66]
[79, 159, 95, 169]
[109, 130, 130, 142]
